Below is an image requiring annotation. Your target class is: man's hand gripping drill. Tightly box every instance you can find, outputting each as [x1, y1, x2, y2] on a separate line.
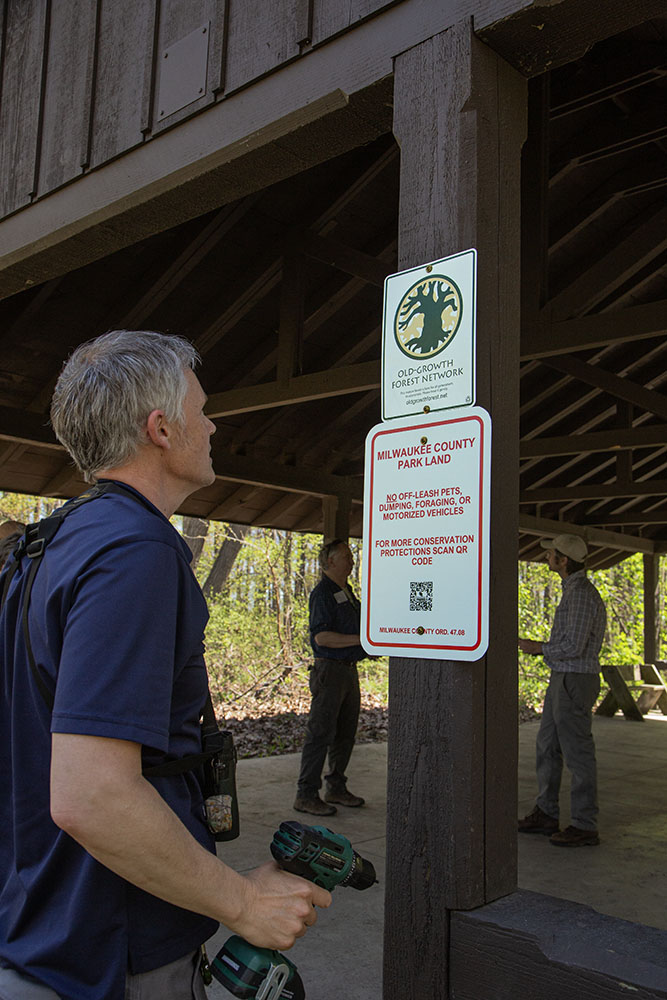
[210, 821, 378, 1000]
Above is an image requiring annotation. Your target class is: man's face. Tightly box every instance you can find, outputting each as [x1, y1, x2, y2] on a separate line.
[167, 369, 216, 492]
[329, 543, 354, 579]
[545, 548, 566, 574]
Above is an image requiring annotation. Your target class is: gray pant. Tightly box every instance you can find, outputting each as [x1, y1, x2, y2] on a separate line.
[297, 658, 360, 798]
[536, 670, 600, 831]
[0, 951, 206, 1000]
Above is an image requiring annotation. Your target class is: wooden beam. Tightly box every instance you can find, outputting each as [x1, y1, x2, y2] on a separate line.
[583, 510, 667, 526]
[551, 109, 667, 180]
[547, 204, 667, 319]
[519, 513, 655, 555]
[538, 355, 667, 421]
[210, 444, 360, 500]
[644, 553, 658, 664]
[450, 890, 667, 999]
[386, 21, 525, 999]
[548, 158, 667, 254]
[276, 249, 305, 384]
[520, 424, 667, 459]
[205, 360, 379, 418]
[117, 195, 260, 329]
[521, 480, 667, 504]
[300, 229, 389, 287]
[549, 44, 667, 118]
[522, 300, 667, 359]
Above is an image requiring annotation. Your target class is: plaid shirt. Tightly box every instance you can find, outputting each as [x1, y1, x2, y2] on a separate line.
[542, 570, 606, 675]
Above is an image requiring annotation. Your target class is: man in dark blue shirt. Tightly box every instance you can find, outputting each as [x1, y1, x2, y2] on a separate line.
[0, 331, 330, 1000]
[294, 539, 366, 816]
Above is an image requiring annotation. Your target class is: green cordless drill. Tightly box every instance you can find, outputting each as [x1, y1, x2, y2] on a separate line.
[211, 821, 378, 1000]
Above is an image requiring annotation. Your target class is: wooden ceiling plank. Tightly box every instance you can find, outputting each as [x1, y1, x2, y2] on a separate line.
[547, 204, 667, 320]
[0, 404, 62, 449]
[117, 195, 261, 329]
[539, 355, 667, 421]
[523, 299, 667, 359]
[41, 462, 78, 497]
[206, 359, 380, 418]
[252, 493, 307, 527]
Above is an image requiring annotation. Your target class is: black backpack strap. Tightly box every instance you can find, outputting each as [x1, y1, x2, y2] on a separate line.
[10, 484, 110, 712]
[4, 481, 222, 782]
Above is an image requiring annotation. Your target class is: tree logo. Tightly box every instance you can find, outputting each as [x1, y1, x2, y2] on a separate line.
[394, 275, 463, 360]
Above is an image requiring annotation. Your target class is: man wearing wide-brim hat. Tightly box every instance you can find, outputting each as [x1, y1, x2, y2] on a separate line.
[518, 533, 607, 847]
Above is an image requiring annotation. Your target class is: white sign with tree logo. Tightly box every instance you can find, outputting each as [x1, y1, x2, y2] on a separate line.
[382, 249, 476, 420]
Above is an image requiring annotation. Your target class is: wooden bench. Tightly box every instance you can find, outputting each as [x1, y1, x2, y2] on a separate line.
[596, 664, 667, 722]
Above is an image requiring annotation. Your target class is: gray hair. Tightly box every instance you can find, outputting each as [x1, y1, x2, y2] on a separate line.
[50, 330, 200, 482]
[318, 538, 345, 572]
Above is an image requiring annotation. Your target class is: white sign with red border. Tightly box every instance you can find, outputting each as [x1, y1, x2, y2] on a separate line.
[382, 249, 476, 421]
[361, 407, 490, 660]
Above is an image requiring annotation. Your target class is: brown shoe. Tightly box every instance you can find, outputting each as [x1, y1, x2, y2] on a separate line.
[550, 825, 600, 847]
[324, 788, 365, 807]
[518, 806, 559, 835]
[293, 795, 337, 816]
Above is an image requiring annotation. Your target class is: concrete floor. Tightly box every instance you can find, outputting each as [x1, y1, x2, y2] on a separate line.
[205, 715, 667, 999]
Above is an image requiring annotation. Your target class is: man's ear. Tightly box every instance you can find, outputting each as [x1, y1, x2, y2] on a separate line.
[146, 409, 171, 450]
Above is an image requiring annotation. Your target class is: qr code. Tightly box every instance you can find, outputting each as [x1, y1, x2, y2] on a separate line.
[410, 581, 433, 612]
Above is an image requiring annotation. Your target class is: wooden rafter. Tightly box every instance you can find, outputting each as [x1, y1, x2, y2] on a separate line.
[547, 204, 667, 319]
[538, 355, 667, 420]
[520, 424, 667, 459]
[523, 299, 667, 359]
[206, 360, 380, 418]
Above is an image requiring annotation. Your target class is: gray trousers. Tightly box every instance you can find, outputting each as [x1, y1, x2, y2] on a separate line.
[0, 951, 206, 1000]
[297, 658, 360, 798]
[535, 670, 600, 831]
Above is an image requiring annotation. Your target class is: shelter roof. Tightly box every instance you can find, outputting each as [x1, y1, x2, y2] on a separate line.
[0, 17, 665, 568]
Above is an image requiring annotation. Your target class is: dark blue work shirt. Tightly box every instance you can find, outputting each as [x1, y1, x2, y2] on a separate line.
[309, 574, 365, 661]
[0, 483, 217, 1000]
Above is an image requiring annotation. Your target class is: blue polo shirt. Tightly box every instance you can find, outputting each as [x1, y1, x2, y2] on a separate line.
[309, 574, 365, 661]
[0, 483, 217, 999]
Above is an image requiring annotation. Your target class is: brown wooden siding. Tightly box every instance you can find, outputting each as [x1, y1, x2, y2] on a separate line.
[0, 0, 401, 220]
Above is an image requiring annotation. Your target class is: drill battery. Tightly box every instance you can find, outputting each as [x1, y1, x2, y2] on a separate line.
[211, 936, 305, 1000]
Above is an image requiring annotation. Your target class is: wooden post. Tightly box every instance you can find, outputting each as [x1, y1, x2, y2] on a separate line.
[322, 493, 350, 542]
[643, 553, 658, 665]
[385, 21, 526, 1000]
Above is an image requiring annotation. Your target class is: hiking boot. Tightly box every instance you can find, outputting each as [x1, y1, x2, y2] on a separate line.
[293, 795, 337, 816]
[518, 806, 559, 835]
[550, 825, 600, 847]
[324, 788, 365, 807]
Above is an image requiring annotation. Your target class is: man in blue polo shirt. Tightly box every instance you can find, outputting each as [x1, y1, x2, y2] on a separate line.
[0, 331, 330, 1000]
[294, 539, 366, 817]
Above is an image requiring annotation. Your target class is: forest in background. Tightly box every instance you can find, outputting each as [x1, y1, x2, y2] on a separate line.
[2, 491, 666, 754]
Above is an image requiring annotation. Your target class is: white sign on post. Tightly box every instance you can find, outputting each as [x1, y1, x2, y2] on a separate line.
[382, 249, 476, 420]
[361, 407, 490, 660]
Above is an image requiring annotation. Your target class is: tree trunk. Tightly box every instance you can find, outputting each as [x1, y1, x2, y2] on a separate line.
[202, 523, 250, 599]
[182, 517, 209, 569]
